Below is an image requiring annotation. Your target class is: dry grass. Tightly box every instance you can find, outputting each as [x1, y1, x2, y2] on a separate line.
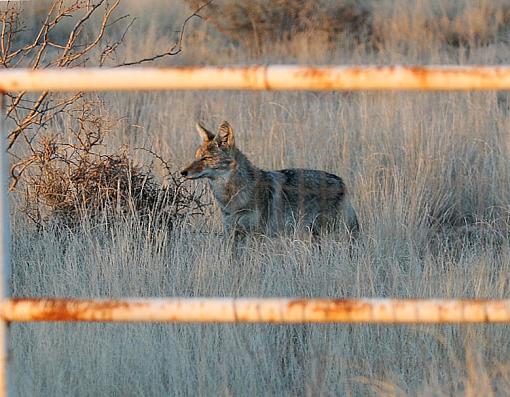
[7, 0, 510, 396]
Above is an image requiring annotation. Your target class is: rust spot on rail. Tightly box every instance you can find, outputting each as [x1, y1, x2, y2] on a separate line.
[4, 298, 139, 322]
[287, 298, 372, 320]
[291, 67, 339, 89]
[288, 298, 365, 309]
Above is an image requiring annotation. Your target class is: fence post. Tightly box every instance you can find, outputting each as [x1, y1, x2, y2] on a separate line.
[0, 94, 10, 397]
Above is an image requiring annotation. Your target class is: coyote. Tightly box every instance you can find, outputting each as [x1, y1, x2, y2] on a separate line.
[181, 121, 359, 240]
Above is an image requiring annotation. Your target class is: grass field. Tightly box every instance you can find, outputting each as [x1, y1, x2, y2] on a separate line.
[8, 1, 510, 395]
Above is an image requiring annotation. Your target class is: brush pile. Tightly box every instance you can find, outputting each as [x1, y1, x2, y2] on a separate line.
[13, 101, 207, 228]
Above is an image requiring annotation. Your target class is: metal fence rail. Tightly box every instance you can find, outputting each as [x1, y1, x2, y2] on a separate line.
[3, 298, 510, 324]
[2, 65, 510, 92]
[2, 64, 510, 396]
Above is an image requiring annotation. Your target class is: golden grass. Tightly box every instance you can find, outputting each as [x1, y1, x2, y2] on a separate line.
[8, 0, 510, 395]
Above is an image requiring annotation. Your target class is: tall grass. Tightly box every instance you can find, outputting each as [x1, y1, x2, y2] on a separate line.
[9, 0, 510, 395]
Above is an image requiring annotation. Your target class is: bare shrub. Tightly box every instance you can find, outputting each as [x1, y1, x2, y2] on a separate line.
[15, 99, 208, 227]
[183, 0, 371, 54]
[1, 0, 206, 151]
[0, 1, 210, 226]
[185, 0, 510, 55]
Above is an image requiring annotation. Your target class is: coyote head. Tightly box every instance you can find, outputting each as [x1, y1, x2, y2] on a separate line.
[180, 121, 237, 180]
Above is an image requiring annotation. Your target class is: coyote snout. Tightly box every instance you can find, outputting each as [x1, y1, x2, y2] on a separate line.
[181, 120, 359, 240]
[180, 122, 236, 180]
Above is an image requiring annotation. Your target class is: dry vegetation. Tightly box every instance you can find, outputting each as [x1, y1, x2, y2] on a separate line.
[5, 0, 510, 396]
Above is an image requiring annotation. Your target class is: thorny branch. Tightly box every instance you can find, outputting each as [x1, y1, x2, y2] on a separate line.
[17, 101, 209, 227]
[0, 0, 213, 192]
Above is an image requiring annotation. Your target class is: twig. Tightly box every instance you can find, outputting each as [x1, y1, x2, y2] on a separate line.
[115, 0, 214, 67]
[1, 0, 214, 200]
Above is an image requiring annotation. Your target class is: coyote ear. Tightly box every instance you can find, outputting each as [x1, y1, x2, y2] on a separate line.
[216, 121, 235, 148]
[196, 122, 215, 141]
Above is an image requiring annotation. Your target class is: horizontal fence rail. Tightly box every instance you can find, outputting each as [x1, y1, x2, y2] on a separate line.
[2, 65, 510, 92]
[3, 298, 510, 324]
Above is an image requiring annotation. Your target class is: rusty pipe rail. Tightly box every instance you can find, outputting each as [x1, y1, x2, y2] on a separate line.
[2, 298, 510, 324]
[2, 65, 510, 92]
